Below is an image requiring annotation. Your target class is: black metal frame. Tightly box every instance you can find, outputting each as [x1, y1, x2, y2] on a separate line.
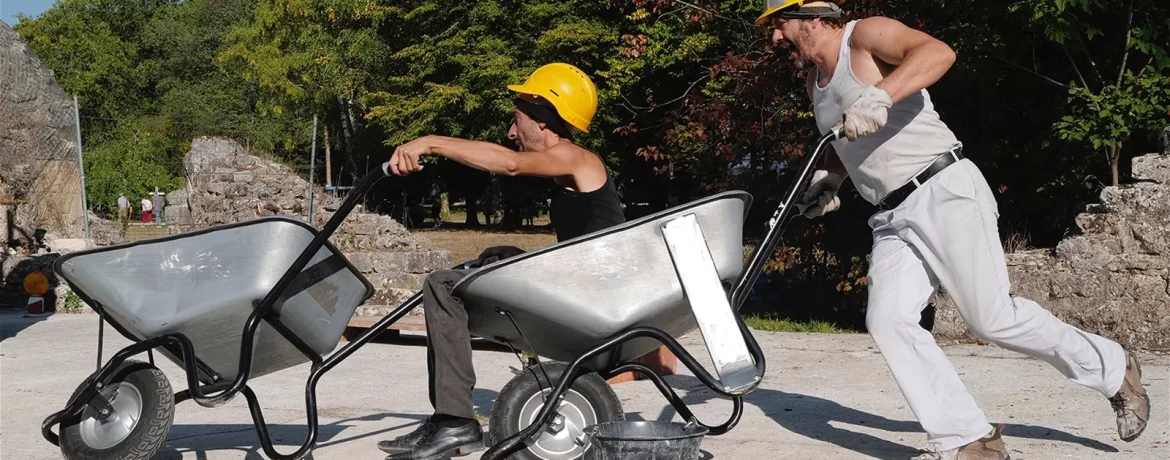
[41, 127, 840, 460]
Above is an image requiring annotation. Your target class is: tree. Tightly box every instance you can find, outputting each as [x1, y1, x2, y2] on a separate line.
[1008, 0, 1170, 185]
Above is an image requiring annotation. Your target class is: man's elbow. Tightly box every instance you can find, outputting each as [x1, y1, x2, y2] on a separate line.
[501, 160, 524, 176]
[933, 41, 957, 71]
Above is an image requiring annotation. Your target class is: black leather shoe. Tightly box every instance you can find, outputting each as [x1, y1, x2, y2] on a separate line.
[385, 418, 483, 460]
[377, 419, 437, 454]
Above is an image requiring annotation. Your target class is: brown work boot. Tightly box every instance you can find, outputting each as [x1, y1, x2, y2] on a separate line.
[1110, 349, 1150, 442]
[911, 425, 1010, 460]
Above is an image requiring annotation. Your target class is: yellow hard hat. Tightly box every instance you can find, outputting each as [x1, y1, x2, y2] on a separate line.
[756, 0, 846, 24]
[507, 63, 599, 133]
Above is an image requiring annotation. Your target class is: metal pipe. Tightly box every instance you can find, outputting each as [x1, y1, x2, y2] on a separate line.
[308, 115, 318, 223]
[729, 126, 842, 310]
[73, 95, 90, 240]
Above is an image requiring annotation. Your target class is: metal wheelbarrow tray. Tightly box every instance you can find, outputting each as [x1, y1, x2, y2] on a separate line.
[53, 217, 375, 382]
[41, 127, 845, 460]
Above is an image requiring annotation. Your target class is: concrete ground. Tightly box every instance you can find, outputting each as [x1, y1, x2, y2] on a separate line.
[2, 312, 1167, 460]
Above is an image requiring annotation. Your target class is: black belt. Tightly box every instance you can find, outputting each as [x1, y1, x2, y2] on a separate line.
[878, 147, 964, 209]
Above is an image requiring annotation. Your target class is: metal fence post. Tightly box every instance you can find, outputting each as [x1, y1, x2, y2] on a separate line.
[74, 95, 90, 240]
[308, 115, 318, 223]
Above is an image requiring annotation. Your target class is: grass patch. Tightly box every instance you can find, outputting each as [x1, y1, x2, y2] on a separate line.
[745, 316, 847, 333]
[62, 290, 86, 314]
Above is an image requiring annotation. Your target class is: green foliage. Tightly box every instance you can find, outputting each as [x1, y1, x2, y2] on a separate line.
[1057, 70, 1170, 151]
[83, 120, 181, 212]
[62, 290, 86, 314]
[15, 0, 307, 218]
[1007, 0, 1170, 183]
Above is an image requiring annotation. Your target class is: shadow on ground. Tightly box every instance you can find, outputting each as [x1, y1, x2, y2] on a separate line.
[624, 374, 1119, 459]
[156, 412, 429, 460]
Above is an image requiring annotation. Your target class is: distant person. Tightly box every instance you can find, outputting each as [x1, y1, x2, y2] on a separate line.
[140, 197, 153, 224]
[376, 62, 625, 459]
[152, 189, 164, 226]
[117, 193, 129, 226]
[757, 1, 1149, 459]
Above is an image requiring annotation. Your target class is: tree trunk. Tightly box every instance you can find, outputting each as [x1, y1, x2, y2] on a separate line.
[324, 126, 333, 188]
[465, 199, 480, 226]
[1111, 145, 1120, 186]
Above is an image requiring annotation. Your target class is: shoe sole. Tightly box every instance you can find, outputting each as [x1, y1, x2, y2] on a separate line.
[384, 441, 485, 459]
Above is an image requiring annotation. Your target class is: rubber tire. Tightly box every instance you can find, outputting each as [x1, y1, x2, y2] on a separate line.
[59, 360, 175, 460]
[489, 362, 623, 460]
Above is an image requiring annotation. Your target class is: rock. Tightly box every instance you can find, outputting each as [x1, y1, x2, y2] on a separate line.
[1133, 152, 1170, 183]
[933, 153, 1170, 352]
[175, 136, 450, 317]
[166, 189, 188, 207]
[46, 238, 91, 254]
[346, 251, 452, 275]
[0, 22, 85, 248]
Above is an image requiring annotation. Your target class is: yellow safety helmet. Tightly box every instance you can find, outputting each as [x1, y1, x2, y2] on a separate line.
[756, 0, 846, 25]
[507, 63, 599, 133]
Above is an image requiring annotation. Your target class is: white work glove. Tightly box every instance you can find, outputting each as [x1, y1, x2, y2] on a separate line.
[800, 170, 844, 219]
[843, 86, 893, 141]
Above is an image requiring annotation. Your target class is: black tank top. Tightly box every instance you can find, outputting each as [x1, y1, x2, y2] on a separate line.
[550, 172, 625, 242]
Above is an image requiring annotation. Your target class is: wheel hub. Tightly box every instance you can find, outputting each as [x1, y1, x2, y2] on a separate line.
[79, 382, 143, 449]
[519, 388, 597, 460]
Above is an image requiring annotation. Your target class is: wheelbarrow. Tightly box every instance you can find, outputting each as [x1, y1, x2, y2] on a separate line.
[41, 125, 844, 460]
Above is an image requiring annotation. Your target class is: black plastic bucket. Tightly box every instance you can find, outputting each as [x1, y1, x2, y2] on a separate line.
[579, 420, 709, 460]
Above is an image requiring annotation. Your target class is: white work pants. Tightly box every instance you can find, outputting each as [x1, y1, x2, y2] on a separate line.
[864, 158, 1127, 451]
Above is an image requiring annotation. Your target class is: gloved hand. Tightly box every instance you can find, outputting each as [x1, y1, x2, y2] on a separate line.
[475, 245, 526, 266]
[843, 86, 893, 141]
[800, 170, 844, 219]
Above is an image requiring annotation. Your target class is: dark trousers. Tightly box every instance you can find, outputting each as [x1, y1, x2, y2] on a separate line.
[422, 268, 477, 420]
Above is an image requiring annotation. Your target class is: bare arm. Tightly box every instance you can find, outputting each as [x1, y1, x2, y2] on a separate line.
[851, 17, 956, 104]
[390, 135, 583, 178]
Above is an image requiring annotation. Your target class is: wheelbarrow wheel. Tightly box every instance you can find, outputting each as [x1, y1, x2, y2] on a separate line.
[489, 362, 623, 460]
[59, 359, 175, 460]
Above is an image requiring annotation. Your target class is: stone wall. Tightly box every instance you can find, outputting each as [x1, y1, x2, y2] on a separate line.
[933, 153, 1170, 351]
[176, 136, 450, 312]
[0, 22, 84, 248]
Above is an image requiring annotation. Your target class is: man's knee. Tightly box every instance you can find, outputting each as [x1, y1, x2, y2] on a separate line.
[866, 307, 909, 342]
[960, 300, 1018, 344]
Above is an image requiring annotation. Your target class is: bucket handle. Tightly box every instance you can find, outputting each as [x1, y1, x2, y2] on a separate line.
[573, 418, 703, 453]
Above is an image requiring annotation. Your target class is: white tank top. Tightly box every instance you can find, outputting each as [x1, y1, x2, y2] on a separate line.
[812, 20, 961, 205]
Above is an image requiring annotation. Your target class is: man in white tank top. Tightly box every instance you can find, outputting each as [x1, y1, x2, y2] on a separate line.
[757, 2, 1150, 459]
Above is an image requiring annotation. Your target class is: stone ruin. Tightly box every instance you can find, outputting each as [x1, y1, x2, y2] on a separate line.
[171, 136, 451, 314]
[933, 153, 1170, 351]
[1, 22, 86, 250]
[1, 22, 126, 310]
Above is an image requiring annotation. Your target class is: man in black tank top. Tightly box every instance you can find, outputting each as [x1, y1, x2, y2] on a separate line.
[376, 63, 624, 459]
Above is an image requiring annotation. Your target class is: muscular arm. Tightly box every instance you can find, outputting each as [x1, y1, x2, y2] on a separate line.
[425, 136, 582, 177]
[850, 16, 956, 104]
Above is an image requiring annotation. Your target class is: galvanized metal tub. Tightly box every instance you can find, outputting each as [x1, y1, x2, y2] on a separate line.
[453, 191, 752, 369]
[54, 217, 374, 382]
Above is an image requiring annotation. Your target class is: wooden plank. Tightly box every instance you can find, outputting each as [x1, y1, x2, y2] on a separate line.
[347, 315, 427, 331]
